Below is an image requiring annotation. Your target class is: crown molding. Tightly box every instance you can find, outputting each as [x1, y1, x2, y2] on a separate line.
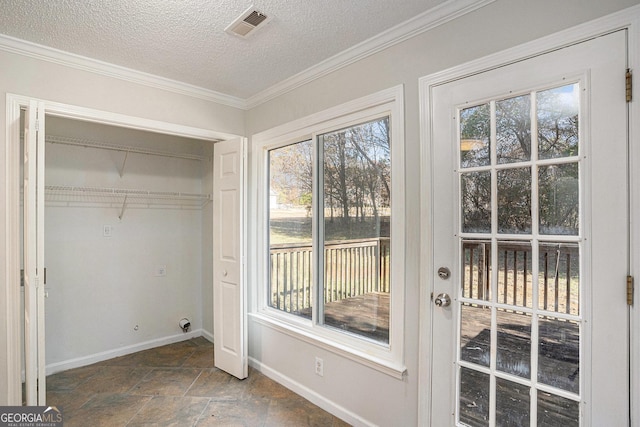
[0, 0, 493, 111]
[245, 0, 495, 109]
[418, 3, 640, 88]
[0, 33, 246, 110]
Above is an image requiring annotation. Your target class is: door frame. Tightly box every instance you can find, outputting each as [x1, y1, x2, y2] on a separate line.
[418, 6, 640, 425]
[3, 93, 242, 403]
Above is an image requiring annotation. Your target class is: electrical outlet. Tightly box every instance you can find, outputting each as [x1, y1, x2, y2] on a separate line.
[315, 357, 324, 377]
[103, 225, 113, 237]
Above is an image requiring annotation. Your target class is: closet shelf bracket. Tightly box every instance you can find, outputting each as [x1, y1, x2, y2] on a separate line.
[118, 195, 128, 220]
[119, 150, 129, 178]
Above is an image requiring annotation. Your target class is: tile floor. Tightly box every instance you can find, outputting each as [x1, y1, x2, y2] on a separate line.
[45, 337, 350, 426]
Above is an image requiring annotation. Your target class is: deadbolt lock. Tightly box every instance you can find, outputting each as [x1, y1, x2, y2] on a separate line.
[438, 267, 451, 280]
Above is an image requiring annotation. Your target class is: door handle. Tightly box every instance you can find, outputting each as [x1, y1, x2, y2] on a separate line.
[434, 293, 451, 307]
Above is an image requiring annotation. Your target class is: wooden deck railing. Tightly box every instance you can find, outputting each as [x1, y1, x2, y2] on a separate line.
[269, 237, 390, 314]
[270, 238, 578, 315]
[462, 240, 579, 314]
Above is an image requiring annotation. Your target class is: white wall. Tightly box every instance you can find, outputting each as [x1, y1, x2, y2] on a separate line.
[42, 117, 209, 371]
[244, 0, 640, 425]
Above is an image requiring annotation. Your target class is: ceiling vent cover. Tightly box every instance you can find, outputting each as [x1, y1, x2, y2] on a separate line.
[225, 6, 272, 38]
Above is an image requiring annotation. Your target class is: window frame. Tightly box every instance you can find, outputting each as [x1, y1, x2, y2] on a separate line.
[250, 86, 406, 377]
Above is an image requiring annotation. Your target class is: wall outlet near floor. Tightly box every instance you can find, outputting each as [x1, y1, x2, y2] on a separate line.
[315, 357, 324, 376]
[103, 225, 113, 237]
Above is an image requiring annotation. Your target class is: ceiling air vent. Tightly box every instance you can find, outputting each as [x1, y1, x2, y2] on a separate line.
[225, 6, 272, 39]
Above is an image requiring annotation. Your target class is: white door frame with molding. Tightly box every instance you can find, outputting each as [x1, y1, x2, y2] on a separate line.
[3, 93, 241, 403]
[418, 5, 640, 426]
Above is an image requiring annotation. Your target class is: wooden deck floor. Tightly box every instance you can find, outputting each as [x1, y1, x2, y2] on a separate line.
[303, 294, 579, 424]
[300, 292, 389, 343]
[460, 305, 580, 425]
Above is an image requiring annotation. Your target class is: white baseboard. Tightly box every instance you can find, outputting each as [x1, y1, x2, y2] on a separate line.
[201, 328, 214, 343]
[248, 357, 374, 427]
[45, 329, 204, 375]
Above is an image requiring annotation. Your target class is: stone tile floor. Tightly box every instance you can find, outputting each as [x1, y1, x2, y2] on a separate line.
[45, 337, 350, 426]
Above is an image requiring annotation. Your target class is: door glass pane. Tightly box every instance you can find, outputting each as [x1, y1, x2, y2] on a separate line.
[268, 140, 313, 319]
[538, 316, 580, 394]
[496, 378, 530, 426]
[496, 309, 531, 378]
[461, 171, 491, 233]
[496, 94, 531, 164]
[461, 241, 491, 301]
[537, 84, 579, 160]
[497, 241, 532, 308]
[460, 303, 491, 367]
[320, 117, 391, 343]
[459, 367, 490, 427]
[497, 167, 531, 234]
[456, 84, 583, 426]
[537, 392, 579, 427]
[460, 104, 491, 168]
[538, 243, 580, 315]
[539, 163, 579, 235]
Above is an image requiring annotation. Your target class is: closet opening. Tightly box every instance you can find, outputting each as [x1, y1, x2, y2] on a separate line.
[18, 110, 222, 404]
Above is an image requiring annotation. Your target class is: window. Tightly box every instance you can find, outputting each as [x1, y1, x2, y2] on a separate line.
[253, 87, 405, 374]
[268, 140, 314, 319]
[269, 118, 391, 342]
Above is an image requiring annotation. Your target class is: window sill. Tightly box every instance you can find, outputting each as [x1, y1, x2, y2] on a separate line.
[249, 311, 407, 379]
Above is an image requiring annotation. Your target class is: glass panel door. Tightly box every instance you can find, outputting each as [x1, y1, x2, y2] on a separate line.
[427, 30, 629, 426]
[457, 84, 582, 426]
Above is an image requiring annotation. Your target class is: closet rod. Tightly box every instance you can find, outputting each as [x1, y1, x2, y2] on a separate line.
[45, 134, 207, 161]
[45, 185, 210, 201]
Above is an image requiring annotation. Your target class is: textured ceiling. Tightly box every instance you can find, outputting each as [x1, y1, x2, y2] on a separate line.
[0, 0, 447, 100]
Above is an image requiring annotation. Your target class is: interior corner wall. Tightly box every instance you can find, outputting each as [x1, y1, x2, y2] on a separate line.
[244, 0, 639, 425]
[0, 47, 245, 403]
[201, 143, 215, 340]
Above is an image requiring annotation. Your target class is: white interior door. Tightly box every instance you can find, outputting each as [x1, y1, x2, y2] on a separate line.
[23, 100, 46, 405]
[213, 138, 248, 379]
[429, 31, 629, 425]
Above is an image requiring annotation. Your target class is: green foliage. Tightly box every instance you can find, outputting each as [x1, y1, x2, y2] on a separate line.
[460, 84, 580, 235]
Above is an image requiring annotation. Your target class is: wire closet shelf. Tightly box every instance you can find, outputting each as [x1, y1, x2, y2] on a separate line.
[45, 186, 210, 219]
[45, 134, 209, 161]
[43, 135, 211, 218]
